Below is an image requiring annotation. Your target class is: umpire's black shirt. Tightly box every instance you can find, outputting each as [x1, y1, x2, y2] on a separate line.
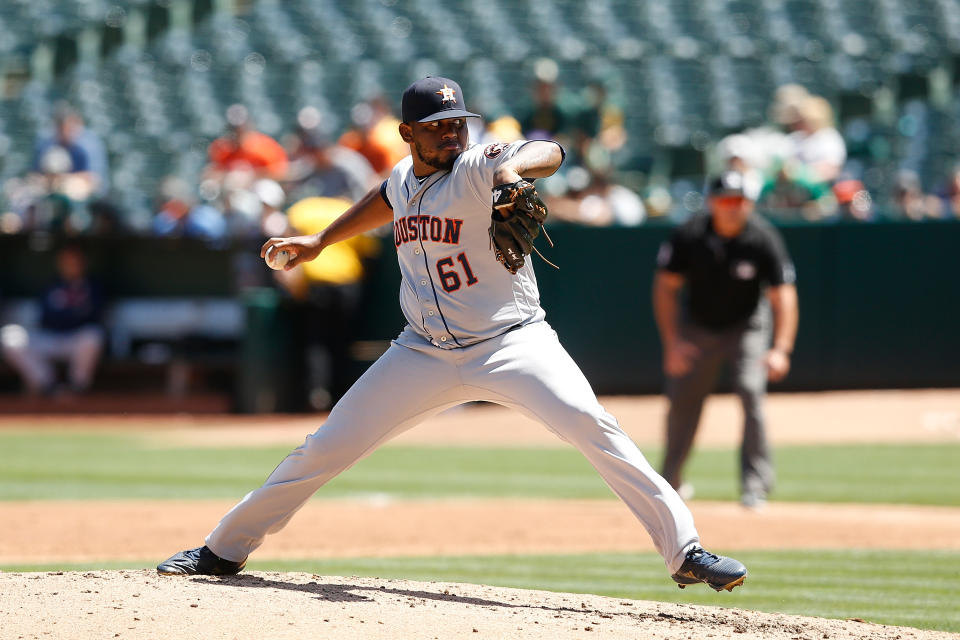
[657, 214, 795, 330]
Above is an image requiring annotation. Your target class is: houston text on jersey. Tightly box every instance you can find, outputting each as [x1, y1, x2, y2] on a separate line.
[394, 215, 464, 247]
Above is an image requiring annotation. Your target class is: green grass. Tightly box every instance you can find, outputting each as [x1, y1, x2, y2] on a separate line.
[0, 430, 958, 504]
[685, 442, 960, 505]
[3, 550, 958, 632]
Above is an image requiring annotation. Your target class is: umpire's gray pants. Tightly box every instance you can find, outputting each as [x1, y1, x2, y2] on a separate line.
[661, 314, 774, 499]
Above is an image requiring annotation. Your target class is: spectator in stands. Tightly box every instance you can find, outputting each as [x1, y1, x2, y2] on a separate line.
[219, 176, 288, 241]
[575, 81, 609, 142]
[707, 84, 806, 188]
[220, 179, 292, 292]
[770, 84, 810, 137]
[271, 196, 380, 410]
[43, 103, 119, 234]
[520, 78, 571, 140]
[152, 176, 227, 241]
[478, 115, 524, 146]
[255, 179, 290, 239]
[892, 169, 941, 221]
[715, 134, 764, 202]
[206, 104, 289, 184]
[548, 166, 646, 226]
[936, 165, 960, 220]
[832, 177, 874, 221]
[786, 96, 847, 185]
[5, 103, 111, 234]
[337, 96, 409, 176]
[518, 57, 578, 143]
[20, 145, 81, 233]
[33, 102, 109, 197]
[573, 80, 627, 166]
[0, 245, 106, 396]
[285, 107, 378, 203]
[759, 95, 846, 220]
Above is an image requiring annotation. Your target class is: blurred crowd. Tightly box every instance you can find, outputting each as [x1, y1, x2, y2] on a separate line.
[714, 84, 858, 222]
[2, 68, 956, 405]
[2, 70, 960, 240]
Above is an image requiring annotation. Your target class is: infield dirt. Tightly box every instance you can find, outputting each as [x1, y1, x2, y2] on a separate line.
[2, 390, 958, 639]
[3, 499, 960, 565]
[2, 570, 958, 640]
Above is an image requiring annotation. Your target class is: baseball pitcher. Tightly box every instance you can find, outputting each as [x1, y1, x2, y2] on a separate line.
[157, 77, 747, 592]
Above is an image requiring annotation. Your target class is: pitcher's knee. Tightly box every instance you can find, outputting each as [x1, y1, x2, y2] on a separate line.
[551, 405, 622, 445]
[295, 422, 372, 467]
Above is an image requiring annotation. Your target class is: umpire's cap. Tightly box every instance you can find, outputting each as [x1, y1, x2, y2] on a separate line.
[402, 76, 480, 123]
[708, 171, 755, 200]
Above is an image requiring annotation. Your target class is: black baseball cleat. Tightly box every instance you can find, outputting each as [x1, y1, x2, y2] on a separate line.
[671, 547, 747, 592]
[156, 545, 246, 576]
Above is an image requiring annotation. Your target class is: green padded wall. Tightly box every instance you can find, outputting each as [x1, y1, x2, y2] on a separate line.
[2, 221, 958, 397]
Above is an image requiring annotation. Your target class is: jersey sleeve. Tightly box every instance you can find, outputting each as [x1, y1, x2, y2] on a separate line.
[383, 157, 411, 213]
[379, 179, 392, 209]
[460, 140, 564, 205]
[761, 228, 797, 286]
[657, 227, 691, 274]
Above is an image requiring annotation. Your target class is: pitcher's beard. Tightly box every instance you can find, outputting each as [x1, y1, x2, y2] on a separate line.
[415, 140, 460, 171]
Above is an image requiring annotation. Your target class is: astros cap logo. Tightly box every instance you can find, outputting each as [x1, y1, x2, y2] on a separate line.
[401, 77, 480, 123]
[436, 84, 457, 104]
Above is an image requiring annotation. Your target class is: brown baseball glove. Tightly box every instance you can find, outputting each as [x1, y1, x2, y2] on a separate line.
[488, 180, 557, 274]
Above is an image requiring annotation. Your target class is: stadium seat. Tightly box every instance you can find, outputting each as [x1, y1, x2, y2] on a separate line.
[2, 0, 960, 221]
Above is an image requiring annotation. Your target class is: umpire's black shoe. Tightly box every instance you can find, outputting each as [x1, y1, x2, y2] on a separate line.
[671, 547, 747, 592]
[156, 545, 246, 576]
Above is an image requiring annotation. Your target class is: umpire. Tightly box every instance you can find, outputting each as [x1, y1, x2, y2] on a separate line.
[653, 171, 799, 509]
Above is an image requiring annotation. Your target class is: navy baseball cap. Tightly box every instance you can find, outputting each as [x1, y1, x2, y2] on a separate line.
[401, 76, 480, 123]
[708, 171, 753, 200]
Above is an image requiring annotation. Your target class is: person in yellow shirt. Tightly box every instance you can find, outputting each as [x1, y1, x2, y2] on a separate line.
[337, 96, 409, 176]
[275, 196, 381, 410]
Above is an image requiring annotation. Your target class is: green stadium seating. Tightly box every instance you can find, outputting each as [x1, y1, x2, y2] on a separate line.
[2, 0, 960, 219]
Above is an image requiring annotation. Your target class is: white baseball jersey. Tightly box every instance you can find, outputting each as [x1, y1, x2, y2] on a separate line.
[203, 137, 704, 578]
[382, 140, 547, 349]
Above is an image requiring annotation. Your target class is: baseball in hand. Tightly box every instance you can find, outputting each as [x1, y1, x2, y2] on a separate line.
[264, 245, 290, 270]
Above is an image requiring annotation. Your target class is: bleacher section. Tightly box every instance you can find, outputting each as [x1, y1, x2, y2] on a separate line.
[1, 0, 960, 223]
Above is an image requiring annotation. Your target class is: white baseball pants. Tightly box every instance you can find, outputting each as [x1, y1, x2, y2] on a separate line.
[206, 321, 700, 573]
[0, 324, 104, 393]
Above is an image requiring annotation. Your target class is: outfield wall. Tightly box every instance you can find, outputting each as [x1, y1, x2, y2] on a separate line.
[1, 220, 958, 403]
[352, 219, 960, 393]
[533, 220, 960, 392]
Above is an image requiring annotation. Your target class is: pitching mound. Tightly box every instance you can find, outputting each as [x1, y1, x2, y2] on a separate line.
[2, 570, 955, 640]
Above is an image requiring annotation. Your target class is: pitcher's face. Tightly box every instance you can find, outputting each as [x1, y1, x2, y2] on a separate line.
[402, 117, 469, 172]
